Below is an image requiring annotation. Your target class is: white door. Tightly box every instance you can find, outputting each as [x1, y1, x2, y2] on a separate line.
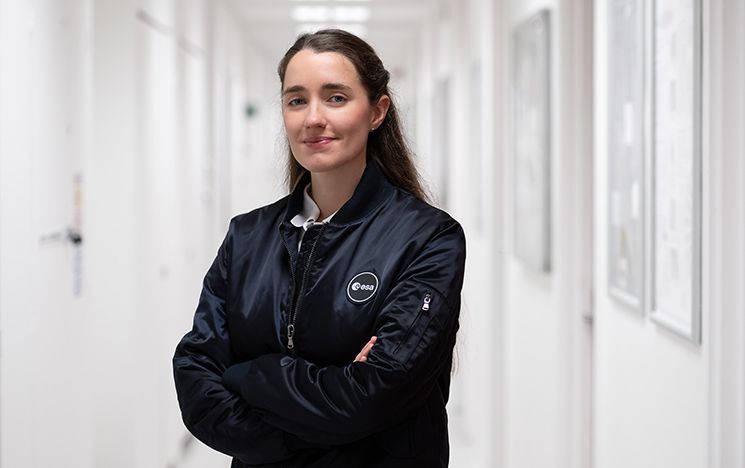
[0, 0, 92, 467]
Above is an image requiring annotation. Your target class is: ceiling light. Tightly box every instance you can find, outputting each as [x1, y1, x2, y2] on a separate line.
[291, 6, 330, 22]
[291, 6, 371, 23]
[333, 6, 371, 22]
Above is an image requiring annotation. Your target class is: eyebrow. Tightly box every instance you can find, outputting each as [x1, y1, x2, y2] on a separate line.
[282, 83, 353, 96]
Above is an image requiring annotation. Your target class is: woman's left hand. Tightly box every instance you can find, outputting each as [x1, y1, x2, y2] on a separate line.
[353, 336, 377, 363]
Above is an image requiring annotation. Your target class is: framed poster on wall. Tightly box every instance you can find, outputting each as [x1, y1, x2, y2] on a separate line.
[650, 0, 703, 344]
[512, 9, 551, 273]
[607, 0, 646, 311]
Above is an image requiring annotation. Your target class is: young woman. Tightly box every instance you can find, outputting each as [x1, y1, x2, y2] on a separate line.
[173, 29, 466, 468]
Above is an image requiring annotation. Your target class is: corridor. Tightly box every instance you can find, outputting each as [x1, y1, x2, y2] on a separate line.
[0, 0, 744, 467]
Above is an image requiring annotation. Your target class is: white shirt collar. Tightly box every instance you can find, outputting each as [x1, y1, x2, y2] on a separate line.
[290, 184, 336, 230]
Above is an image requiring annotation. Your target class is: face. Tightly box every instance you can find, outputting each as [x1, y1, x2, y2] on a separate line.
[281, 49, 389, 175]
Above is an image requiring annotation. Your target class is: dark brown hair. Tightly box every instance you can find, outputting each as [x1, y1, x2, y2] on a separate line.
[277, 29, 427, 200]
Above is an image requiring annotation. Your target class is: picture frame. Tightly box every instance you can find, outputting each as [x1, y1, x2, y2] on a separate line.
[650, 0, 703, 345]
[512, 9, 551, 273]
[607, 0, 646, 311]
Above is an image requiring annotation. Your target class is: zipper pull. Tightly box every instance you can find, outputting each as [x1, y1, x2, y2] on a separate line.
[287, 324, 295, 350]
[422, 293, 431, 311]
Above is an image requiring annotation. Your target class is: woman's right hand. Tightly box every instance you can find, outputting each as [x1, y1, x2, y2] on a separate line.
[353, 336, 377, 363]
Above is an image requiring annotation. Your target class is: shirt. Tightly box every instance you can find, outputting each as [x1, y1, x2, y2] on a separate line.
[290, 183, 337, 250]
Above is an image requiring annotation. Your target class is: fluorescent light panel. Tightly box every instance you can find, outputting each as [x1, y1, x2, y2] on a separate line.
[291, 6, 371, 22]
[291, 6, 330, 22]
[295, 23, 368, 38]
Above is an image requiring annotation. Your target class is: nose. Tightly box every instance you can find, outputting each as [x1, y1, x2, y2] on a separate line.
[304, 101, 326, 129]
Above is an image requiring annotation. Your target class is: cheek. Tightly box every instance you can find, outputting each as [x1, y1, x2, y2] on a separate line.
[282, 112, 298, 134]
[336, 108, 372, 136]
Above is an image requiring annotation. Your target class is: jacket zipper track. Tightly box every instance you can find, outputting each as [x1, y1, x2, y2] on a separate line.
[286, 223, 327, 353]
[279, 231, 296, 348]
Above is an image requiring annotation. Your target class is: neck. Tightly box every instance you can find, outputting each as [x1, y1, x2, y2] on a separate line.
[309, 159, 367, 220]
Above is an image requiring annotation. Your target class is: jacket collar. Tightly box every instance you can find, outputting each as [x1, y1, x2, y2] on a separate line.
[282, 159, 396, 227]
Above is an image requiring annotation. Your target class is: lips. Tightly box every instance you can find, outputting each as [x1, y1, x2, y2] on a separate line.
[303, 136, 337, 144]
[302, 136, 337, 149]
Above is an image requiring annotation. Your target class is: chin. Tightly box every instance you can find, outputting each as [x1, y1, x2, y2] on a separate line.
[293, 153, 365, 175]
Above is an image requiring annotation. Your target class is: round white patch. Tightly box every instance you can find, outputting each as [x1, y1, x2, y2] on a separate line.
[346, 272, 379, 303]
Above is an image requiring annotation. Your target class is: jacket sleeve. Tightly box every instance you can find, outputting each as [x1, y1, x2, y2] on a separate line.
[173, 219, 310, 465]
[221, 221, 466, 445]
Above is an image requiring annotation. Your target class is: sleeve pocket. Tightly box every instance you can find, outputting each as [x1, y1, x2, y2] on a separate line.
[387, 287, 448, 371]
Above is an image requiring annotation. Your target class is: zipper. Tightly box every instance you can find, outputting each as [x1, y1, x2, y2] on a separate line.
[279, 225, 297, 350]
[422, 292, 432, 311]
[286, 223, 326, 354]
[393, 290, 433, 354]
[287, 323, 295, 349]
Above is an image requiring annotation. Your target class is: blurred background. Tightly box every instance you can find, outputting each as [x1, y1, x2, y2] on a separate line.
[0, 0, 744, 467]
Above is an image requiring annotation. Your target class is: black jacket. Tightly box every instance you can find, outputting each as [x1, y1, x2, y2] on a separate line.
[173, 160, 466, 467]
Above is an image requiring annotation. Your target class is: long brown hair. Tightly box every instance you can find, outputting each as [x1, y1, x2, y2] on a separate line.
[277, 29, 427, 201]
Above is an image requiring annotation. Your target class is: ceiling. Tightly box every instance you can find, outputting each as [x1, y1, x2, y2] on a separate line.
[228, 0, 442, 81]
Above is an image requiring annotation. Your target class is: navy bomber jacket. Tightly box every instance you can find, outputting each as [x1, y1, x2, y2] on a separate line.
[173, 160, 466, 467]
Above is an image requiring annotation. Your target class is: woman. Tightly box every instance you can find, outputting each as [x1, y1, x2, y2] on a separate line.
[173, 29, 466, 467]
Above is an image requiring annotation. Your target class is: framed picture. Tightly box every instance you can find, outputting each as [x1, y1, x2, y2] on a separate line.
[607, 0, 646, 310]
[650, 0, 703, 344]
[512, 9, 551, 273]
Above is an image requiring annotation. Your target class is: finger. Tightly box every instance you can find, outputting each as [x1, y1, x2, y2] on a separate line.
[354, 337, 378, 363]
[365, 336, 377, 351]
[358, 338, 376, 359]
[361, 337, 376, 354]
[354, 346, 369, 362]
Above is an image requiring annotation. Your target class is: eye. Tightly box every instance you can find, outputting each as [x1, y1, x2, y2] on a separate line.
[328, 95, 347, 104]
[287, 97, 305, 107]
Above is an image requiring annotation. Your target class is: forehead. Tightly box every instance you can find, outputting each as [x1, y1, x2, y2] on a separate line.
[284, 50, 361, 88]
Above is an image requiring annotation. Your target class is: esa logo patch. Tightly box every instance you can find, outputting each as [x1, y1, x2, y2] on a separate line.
[346, 272, 379, 303]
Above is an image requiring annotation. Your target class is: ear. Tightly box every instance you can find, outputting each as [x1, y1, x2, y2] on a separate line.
[370, 95, 391, 130]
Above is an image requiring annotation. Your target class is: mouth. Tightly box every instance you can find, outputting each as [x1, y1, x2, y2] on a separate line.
[302, 136, 337, 149]
[303, 136, 337, 144]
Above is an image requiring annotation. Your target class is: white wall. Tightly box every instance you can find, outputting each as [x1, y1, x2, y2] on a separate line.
[130, 1, 254, 466]
[497, 1, 594, 468]
[227, 27, 287, 215]
[86, 0, 140, 465]
[592, 1, 710, 465]
[412, 0, 503, 466]
[593, 1, 745, 468]
[707, 1, 745, 467]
